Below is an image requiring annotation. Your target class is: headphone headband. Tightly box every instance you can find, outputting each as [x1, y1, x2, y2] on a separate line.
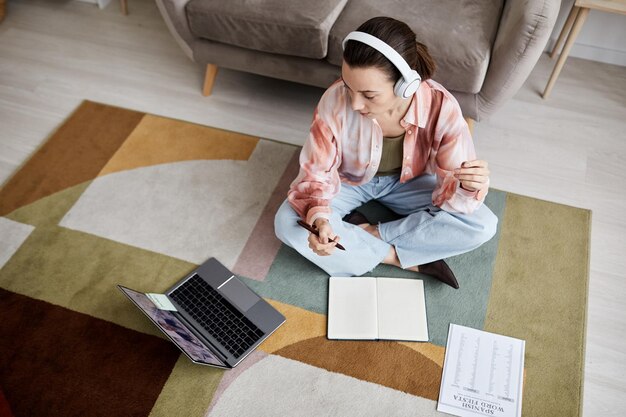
[342, 31, 413, 81]
[342, 31, 421, 98]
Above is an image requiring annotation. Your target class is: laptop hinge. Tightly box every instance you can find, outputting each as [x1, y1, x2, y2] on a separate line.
[171, 308, 230, 364]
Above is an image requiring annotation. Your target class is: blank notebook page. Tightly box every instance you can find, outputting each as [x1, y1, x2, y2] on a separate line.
[376, 278, 428, 341]
[327, 277, 378, 339]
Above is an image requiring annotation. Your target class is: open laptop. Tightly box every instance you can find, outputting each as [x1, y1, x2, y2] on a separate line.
[118, 257, 285, 369]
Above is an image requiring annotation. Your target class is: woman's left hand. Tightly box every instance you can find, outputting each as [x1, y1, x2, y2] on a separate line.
[454, 160, 490, 193]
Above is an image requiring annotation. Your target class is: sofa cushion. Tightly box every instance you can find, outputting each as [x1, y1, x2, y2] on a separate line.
[186, 0, 348, 60]
[327, 0, 504, 95]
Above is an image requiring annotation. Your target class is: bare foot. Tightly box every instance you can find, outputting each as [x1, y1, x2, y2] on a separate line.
[357, 223, 381, 239]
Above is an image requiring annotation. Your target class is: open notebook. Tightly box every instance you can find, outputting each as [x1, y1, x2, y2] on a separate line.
[327, 277, 429, 342]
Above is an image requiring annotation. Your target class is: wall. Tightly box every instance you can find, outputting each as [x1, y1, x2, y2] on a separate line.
[547, 0, 626, 67]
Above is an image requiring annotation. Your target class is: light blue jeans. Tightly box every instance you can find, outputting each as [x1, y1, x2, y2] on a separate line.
[274, 174, 498, 276]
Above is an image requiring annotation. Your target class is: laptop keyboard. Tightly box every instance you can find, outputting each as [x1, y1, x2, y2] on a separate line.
[169, 274, 264, 358]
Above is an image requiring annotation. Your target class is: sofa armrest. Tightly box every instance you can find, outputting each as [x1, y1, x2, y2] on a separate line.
[155, 0, 196, 61]
[476, 0, 560, 120]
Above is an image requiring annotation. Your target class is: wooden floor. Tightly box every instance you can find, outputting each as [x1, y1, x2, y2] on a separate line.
[1, 0, 625, 414]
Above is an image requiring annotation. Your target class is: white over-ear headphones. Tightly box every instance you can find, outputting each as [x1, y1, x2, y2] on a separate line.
[342, 31, 421, 99]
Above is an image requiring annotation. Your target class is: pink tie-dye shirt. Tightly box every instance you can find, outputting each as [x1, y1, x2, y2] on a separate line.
[288, 79, 488, 225]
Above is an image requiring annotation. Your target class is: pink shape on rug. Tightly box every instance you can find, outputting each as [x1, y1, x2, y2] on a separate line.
[205, 350, 268, 416]
[232, 149, 300, 281]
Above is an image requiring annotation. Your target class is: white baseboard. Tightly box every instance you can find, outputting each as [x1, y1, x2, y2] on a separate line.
[546, 40, 626, 67]
[568, 43, 626, 67]
[97, 0, 112, 9]
[74, 0, 113, 9]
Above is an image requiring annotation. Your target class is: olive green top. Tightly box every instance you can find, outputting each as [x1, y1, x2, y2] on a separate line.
[375, 132, 405, 176]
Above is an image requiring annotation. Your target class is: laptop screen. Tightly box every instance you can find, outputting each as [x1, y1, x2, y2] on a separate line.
[119, 286, 226, 367]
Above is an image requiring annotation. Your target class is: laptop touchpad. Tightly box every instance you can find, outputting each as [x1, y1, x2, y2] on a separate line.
[219, 278, 260, 312]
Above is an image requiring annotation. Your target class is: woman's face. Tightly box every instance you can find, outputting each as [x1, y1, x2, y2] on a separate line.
[341, 62, 400, 119]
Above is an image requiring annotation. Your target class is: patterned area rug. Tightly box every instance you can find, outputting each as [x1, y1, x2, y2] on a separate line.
[0, 101, 590, 417]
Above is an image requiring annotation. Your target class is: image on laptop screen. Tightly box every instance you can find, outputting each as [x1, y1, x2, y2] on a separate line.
[120, 286, 225, 367]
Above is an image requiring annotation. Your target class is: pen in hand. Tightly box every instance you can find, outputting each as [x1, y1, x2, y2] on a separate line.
[297, 220, 346, 251]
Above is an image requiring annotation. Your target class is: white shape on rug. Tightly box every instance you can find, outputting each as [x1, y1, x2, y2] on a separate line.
[206, 355, 442, 417]
[0, 217, 35, 269]
[59, 140, 294, 268]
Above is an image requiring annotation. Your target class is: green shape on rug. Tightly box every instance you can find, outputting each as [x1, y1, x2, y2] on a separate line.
[6, 181, 92, 227]
[484, 193, 590, 417]
[242, 190, 507, 347]
[0, 223, 197, 338]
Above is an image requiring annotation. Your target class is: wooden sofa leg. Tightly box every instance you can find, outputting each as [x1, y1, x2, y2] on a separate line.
[464, 117, 475, 135]
[202, 64, 219, 96]
[120, 0, 128, 15]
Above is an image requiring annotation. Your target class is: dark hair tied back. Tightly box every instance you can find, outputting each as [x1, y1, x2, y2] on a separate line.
[343, 16, 436, 83]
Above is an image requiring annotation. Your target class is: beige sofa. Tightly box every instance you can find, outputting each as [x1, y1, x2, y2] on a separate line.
[155, 0, 560, 121]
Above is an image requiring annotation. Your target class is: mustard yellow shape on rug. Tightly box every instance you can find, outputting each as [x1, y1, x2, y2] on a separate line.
[260, 299, 445, 366]
[98, 115, 259, 177]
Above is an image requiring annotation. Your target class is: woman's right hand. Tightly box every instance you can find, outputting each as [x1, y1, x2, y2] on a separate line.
[308, 218, 340, 256]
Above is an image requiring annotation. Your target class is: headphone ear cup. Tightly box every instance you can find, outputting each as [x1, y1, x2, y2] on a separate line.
[393, 78, 407, 98]
[394, 70, 422, 98]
